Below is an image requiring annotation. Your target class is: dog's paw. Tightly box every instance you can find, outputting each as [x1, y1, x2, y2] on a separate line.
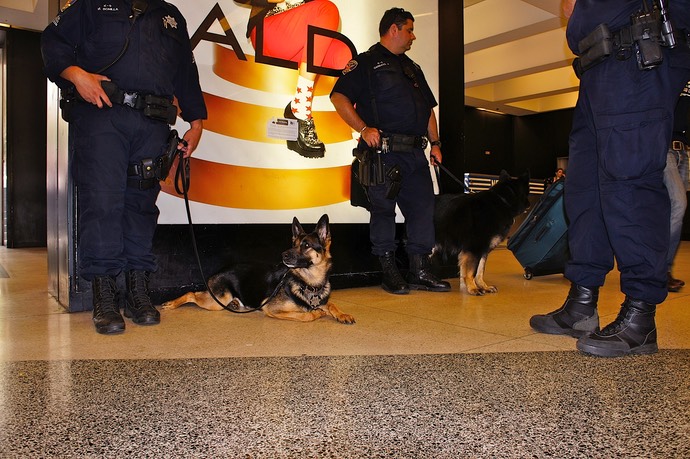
[160, 301, 175, 310]
[484, 285, 498, 294]
[336, 313, 356, 325]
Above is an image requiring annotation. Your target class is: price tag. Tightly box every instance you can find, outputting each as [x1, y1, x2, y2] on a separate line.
[267, 117, 298, 141]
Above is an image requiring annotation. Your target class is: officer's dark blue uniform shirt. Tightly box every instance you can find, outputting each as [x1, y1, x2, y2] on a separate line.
[41, 0, 207, 123]
[331, 43, 436, 136]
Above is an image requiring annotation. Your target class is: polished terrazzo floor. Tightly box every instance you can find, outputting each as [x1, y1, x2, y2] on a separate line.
[1, 244, 689, 458]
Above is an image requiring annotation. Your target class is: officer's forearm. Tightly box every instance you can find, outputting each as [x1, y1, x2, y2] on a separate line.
[427, 109, 440, 143]
[181, 120, 204, 158]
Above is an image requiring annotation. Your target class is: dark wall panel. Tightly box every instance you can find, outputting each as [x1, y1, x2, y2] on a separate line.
[513, 109, 574, 180]
[438, 0, 465, 193]
[463, 107, 514, 175]
[5, 28, 47, 248]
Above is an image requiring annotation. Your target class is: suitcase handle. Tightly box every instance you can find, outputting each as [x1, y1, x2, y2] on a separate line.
[534, 221, 553, 242]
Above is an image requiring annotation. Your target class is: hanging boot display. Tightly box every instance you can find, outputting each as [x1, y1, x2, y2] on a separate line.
[283, 103, 326, 158]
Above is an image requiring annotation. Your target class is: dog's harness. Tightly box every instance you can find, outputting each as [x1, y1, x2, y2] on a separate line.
[290, 279, 331, 310]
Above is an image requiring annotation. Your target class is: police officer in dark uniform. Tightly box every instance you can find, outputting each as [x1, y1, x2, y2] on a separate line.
[41, 0, 207, 334]
[530, 0, 690, 357]
[330, 7, 449, 295]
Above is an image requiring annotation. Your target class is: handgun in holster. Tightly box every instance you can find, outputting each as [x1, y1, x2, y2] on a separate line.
[352, 146, 385, 187]
[155, 130, 182, 181]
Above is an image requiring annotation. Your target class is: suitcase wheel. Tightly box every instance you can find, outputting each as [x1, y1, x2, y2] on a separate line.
[524, 268, 533, 280]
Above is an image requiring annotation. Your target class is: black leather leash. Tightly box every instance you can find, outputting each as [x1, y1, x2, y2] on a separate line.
[171, 148, 268, 314]
[435, 162, 469, 193]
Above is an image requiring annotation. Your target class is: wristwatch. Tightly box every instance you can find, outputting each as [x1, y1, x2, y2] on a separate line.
[430, 140, 442, 148]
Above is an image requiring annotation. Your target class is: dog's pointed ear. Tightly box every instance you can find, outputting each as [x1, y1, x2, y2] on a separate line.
[316, 214, 330, 241]
[521, 169, 531, 181]
[292, 216, 305, 240]
[499, 170, 511, 182]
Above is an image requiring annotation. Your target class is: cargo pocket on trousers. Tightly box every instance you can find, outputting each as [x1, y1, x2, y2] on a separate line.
[597, 108, 669, 180]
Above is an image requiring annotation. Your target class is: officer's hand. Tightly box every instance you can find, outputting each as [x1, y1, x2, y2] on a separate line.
[360, 127, 380, 149]
[430, 145, 442, 165]
[180, 120, 204, 158]
[61, 66, 112, 108]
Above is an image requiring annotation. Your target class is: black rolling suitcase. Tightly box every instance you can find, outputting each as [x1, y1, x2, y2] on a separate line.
[507, 179, 569, 279]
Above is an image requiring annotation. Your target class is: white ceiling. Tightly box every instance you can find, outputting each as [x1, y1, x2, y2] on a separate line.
[464, 0, 578, 116]
[0, 0, 54, 33]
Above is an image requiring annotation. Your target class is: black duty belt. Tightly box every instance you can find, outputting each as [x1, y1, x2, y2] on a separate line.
[61, 81, 178, 124]
[574, 20, 690, 77]
[381, 133, 428, 153]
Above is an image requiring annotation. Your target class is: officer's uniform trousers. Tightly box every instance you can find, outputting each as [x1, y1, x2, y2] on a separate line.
[70, 103, 170, 281]
[564, 52, 690, 304]
[367, 147, 435, 256]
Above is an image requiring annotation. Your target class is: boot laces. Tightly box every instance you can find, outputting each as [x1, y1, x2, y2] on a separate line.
[129, 272, 152, 309]
[599, 307, 635, 336]
[95, 278, 118, 314]
[301, 119, 322, 145]
[381, 255, 406, 284]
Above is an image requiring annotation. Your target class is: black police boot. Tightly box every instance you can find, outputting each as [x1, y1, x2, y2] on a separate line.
[92, 276, 125, 335]
[124, 270, 160, 326]
[379, 251, 409, 295]
[576, 297, 657, 358]
[529, 284, 599, 338]
[407, 254, 451, 292]
[284, 103, 325, 158]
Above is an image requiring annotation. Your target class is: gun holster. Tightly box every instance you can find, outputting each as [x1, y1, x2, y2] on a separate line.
[155, 130, 181, 181]
[127, 130, 181, 189]
[352, 147, 385, 187]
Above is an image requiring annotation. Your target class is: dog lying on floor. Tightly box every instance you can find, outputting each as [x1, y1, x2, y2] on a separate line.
[161, 214, 355, 324]
[434, 170, 531, 295]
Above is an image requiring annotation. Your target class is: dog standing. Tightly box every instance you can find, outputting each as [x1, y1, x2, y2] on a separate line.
[434, 171, 531, 295]
[161, 214, 355, 324]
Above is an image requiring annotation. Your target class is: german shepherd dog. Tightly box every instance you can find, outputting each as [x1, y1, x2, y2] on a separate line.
[161, 214, 355, 324]
[433, 171, 531, 295]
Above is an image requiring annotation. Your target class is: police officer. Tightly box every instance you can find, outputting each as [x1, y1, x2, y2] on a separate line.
[330, 7, 449, 295]
[41, 0, 207, 334]
[530, 0, 690, 357]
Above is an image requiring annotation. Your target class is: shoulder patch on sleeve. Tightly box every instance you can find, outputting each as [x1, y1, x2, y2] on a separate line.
[342, 59, 358, 75]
